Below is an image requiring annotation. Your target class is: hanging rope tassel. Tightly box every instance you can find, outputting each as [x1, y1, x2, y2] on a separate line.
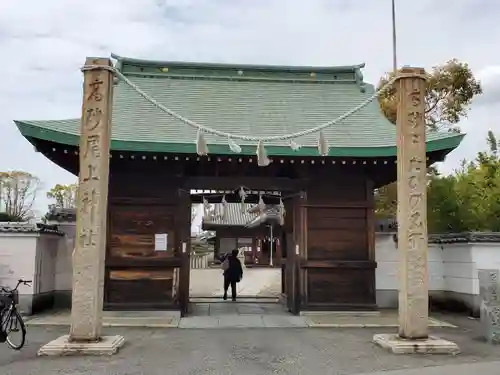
[196, 129, 209, 156]
[215, 201, 221, 219]
[228, 137, 242, 153]
[279, 198, 286, 226]
[239, 187, 247, 213]
[202, 198, 210, 219]
[289, 140, 301, 151]
[256, 141, 271, 167]
[318, 131, 329, 156]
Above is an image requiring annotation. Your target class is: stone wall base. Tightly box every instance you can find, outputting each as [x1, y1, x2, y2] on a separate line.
[53, 290, 72, 309]
[19, 292, 54, 315]
[38, 335, 125, 356]
[373, 333, 460, 355]
[18, 290, 72, 316]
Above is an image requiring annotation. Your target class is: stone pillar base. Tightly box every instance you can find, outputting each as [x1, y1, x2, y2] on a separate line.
[38, 335, 125, 356]
[373, 334, 460, 355]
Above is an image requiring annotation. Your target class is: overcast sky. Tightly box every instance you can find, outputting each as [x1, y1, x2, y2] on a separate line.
[1, 0, 499, 216]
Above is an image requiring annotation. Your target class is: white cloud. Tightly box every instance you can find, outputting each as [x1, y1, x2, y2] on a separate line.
[0, 0, 499, 213]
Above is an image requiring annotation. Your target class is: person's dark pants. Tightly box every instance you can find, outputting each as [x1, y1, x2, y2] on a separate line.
[223, 276, 237, 301]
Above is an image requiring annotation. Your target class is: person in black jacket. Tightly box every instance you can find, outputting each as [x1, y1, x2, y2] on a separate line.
[223, 249, 243, 301]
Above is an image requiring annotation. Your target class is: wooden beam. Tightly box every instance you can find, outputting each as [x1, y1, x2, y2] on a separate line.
[190, 193, 283, 204]
[186, 176, 303, 191]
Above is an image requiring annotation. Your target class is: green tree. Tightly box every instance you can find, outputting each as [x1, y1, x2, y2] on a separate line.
[375, 59, 482, 221]
[46, 183, 78, 209]
[378, 59, 482, 131]
[427, 131, 500, 233]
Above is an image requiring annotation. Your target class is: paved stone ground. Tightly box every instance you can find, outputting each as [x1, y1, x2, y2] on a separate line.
[1, 314, 500, 375]
[190, 268, 281, 297]
[25, 303, 455, 329]
[180, 301, 309, 328]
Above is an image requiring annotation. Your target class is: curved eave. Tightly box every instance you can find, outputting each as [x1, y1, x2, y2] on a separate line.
[15, 120, 465, 158]
[111, 53, 366, 74]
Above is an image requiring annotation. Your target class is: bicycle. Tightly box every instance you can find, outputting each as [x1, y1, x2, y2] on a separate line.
[0, 279, 32, 350]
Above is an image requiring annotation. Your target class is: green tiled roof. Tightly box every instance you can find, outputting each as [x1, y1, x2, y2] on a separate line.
[14, 53, 464, 157]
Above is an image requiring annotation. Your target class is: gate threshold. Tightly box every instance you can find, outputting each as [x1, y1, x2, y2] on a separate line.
[190, 296, 280, 304]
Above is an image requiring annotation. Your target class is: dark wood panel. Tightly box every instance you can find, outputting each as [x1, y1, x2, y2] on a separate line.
[307, 181, 367, 203]
[108, 203, 178, 261]
[110, 205, 175, 234]
[306, 268, 375, 305]
[308, 229, 367, 243]
[307, 208, 366, 231]
[109, 233, 176, 259]
[307, 216, 367, 231]
[366, 180, 375, 262]
[105, 269, 174, 304]
[307, 207, 366, 220]
[307, 245, 368, 261]
[303, 203, 372, 208]
[307, 230, 368, 261]
[300, 260, 376, 269]
[105, 176, 182, 311]
[109, 174, 182, 198]
[106, 257, 182, 268]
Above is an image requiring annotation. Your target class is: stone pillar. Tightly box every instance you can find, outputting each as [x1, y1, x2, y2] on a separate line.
[69, 57, 113, 342]
[373, 67, 459, 354]
[478, 269, 500, 344]
[38, 57, 124, 356]
[395, 67, 429, 340]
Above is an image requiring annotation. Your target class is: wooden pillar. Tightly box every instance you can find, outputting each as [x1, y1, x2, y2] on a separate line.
[276, 236, 282, 264]
[69, 58, 114, 342]
[395, 67, 429, 339]
[256, 238, 262, 264]
[215, 235, 220, 260]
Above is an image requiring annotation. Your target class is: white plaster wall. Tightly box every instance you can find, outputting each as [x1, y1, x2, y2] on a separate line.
[471, 243, 500, 294]
[34, 236, 58, 294]
[441, 243, 475, 295]
[53, 222, 76, 291]
[440, 242, 500, 297]
[0, 234, 37, 296]
[375, 233, 444, 291]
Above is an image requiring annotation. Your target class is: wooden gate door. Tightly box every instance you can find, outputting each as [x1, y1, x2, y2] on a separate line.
[105, 195, 181, 310]
[177, 188, 191, 316]
[284, 193, 304, 315]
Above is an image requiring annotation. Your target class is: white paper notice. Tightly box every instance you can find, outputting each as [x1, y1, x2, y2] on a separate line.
[154, 233, 168, 251]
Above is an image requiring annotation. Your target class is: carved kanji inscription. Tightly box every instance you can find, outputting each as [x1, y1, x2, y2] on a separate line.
[396, 69, 429, 340]
[84, 109, 103, 132]
[83, 134, 101, 158]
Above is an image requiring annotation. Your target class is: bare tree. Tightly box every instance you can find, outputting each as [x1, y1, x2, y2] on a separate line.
[0, 171, 41, 221]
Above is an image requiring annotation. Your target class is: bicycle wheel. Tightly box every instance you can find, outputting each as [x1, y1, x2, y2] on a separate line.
[2, 308, 26, 350]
